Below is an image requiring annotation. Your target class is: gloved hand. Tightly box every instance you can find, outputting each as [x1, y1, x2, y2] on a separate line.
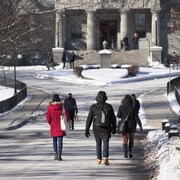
[85, 130, 90, 138]
[112, 129, 116, 135]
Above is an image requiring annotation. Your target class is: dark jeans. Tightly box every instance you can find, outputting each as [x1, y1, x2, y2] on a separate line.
[68, 109, 75, 130]
[95, 137, 109, 160]
[53, 136, 63, 155]
[70, 61, 74, 68]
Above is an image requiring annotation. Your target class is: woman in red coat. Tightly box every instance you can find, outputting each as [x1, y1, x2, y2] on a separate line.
[46, 94, 69, 161]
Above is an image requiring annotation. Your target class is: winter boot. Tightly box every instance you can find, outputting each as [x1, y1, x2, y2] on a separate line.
[129, 141, 134, 158]
[103, 158, 109, 166]
[123, 144, 128, 158]
[54, 153, 58, 160]
[58, 154, 63, 161]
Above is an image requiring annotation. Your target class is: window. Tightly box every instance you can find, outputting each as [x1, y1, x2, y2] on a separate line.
[135, 13, 146, 37]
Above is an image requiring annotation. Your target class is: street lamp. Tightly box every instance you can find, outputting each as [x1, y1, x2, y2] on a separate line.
[6, 54, 23, 94]
[14, 54, 23, 94]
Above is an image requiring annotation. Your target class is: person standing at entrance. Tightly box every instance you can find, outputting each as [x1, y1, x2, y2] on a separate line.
[117, 94, 142, 158]
[110, 35, 115, 50]
[85, 91, 116, 166]
[132, 32, 140, 49]
[123, 35, 129, 51]
[64, 93, 78, 130]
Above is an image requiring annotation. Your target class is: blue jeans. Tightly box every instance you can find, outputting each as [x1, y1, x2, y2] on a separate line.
[53, 136, 63, 155]
[95, 137, 109, 160]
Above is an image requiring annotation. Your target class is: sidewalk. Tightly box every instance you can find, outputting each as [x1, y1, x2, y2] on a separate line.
[0, 86, 177, 180]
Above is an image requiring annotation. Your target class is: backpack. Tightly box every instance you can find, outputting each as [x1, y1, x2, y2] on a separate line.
[94, 104, 110, 128]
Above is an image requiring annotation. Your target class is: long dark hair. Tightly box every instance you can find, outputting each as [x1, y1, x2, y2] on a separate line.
[122, 94, 133, 105]
[52, 94, 61, 102]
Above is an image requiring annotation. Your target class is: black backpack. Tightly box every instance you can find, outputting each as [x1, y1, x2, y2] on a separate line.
[94, 104, 110, 128]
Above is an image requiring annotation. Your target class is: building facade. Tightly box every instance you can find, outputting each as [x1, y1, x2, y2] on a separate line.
[54, 0, 162, 51]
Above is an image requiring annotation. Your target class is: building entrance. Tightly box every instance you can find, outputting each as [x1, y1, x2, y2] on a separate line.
[100, 20, 117, 49]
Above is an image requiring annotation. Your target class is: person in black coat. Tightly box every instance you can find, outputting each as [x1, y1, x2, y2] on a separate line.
[70, 51, 76, 68]
[61, 51, 66, 69]
[85, 91, 116, 166]
[117, 94, 142, 158]
[64, 93, 78, 130]
[47, 53, 55, 71]
[131, 94, 140, 113]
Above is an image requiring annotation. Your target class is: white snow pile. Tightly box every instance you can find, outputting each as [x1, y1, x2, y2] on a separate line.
[144, 129, 180, 180]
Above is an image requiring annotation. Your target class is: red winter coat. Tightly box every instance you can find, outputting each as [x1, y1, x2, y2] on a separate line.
[46, 102, 69, 137]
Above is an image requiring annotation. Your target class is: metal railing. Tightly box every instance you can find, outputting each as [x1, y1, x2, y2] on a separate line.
[0, 77, 27, 113]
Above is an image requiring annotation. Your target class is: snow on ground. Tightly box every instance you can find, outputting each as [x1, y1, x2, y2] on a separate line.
[0, 86, 15, 101]
[0, 63, 180, 180]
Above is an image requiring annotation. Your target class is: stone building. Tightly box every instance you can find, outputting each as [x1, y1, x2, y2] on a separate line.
[52, 0, 179, 65]
[54, 0, 162, 49]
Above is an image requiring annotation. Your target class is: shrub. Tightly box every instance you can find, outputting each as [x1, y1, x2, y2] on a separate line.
[127, 65, 139, 76]
[73, 66, 83, 78]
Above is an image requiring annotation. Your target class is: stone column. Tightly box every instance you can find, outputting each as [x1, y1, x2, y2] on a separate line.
[120, 9, 129, 42]
[55, 11, 60, 47]
[151, 10, 160, 46]
[53, 10, 65, 64]
[55, 10, 65, 48]
[87, 10, 95, 50]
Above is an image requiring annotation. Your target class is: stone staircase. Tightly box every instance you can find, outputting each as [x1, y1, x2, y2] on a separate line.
[73, 49, 149, 67]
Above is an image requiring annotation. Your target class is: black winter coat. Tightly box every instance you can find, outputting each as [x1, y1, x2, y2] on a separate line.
[86, 102, 116, 139]
[117, 104, 142, 133]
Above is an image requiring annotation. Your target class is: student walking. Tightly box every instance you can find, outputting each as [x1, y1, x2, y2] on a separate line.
[64, 93, 78, 130]
[117, 94, 142, 158]
[47, 53, 55, 70]
[85, 91, 116, 165]
[61, 51, 66, 69]
[46, 94, 69, 161]
[70, 51, 76, 68]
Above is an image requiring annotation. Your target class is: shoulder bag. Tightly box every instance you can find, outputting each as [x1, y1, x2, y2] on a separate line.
[61, 108, 69, 132]
[116, 111, 130, 134]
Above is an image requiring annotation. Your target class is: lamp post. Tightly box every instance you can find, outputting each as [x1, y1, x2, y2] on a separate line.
[14, 54, 23, 94]
[6, 54, 23, 94]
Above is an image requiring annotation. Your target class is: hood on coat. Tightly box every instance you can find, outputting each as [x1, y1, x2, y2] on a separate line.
[95, 91, 107, 103]
[49, 102, 62, 111]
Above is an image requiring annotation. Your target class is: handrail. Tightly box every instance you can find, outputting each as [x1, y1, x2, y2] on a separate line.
[0, 78, 27, 113]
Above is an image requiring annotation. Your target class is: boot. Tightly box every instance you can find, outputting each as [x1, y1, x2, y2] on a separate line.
[129, 141, 134, 158]
[103, 158, 109, 166]
[123, 144, 128, 158]
[58, 154, 63, 161]
[54, 153, 58, 160]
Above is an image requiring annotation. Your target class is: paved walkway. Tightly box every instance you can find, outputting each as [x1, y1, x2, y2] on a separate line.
[0, 86, 177, 180]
